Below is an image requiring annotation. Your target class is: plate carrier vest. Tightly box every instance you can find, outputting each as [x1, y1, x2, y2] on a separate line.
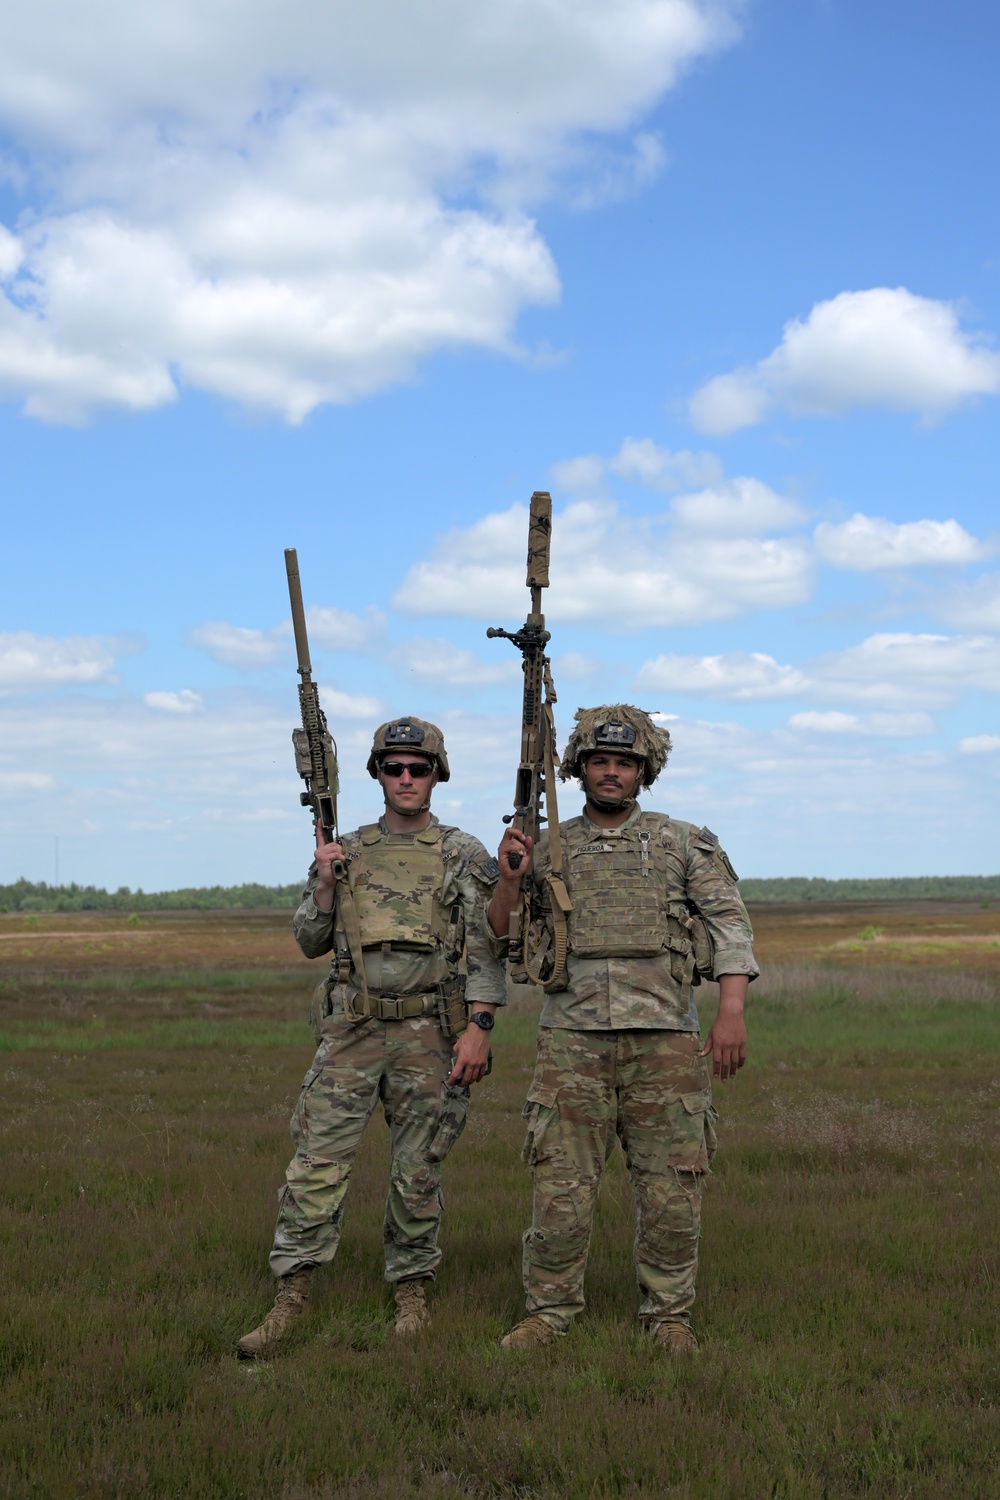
[561, 813, 713, 977]
[347, 822, 450, 952]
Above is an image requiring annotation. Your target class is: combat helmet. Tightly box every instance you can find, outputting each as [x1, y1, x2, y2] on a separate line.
[366, 717, 451, 782]
[559, 704, 671, 788]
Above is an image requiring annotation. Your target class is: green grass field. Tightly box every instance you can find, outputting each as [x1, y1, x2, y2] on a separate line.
[1, 907, 999, 1498]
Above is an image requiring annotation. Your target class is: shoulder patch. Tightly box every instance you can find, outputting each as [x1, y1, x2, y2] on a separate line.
[692, 825, 739, 882]
[476, 856, 502, 884]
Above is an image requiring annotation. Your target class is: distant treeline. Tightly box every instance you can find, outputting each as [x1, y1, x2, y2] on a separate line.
[1, 879, 303, 914]
[3, 873, 1000, 915]
[739, 875, 1000, 902]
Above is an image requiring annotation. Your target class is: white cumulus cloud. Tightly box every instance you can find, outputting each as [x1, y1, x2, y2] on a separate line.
[318, 687, 383, 719]
[144, 690, 203, 714]
[394, 497, 813, 628]
[815, 513, 990, 570]
[636, 651, 808, 700]
[390, 638, 520, 688]
[690, 287, 1000, 434]
[958, 735, 1000, 754]
[190, 622, 288, 669]
[670, 477, 806, 534]
[813, 632, 1000, 708]
[192, 605, 382, 667]
[308, 606, 386, 652]
[551, 437, 724, 496]
[932, 573, 1000, 631]
[634, 633, 1000, 713]
[0, 0, 740, 423]
[0, 630, 124, 690]
[787, 710, 935, 738]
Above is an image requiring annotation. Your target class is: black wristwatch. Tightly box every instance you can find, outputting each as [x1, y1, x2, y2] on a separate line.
[469, 1010, 496, 1032]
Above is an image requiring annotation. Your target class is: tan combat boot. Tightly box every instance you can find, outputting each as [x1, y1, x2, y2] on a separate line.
[651, 1318, 698, 1354]
[394, 1278, 430, 1336]
[500, 1314, 560, 1349]
[236, 1268, 312, 1359]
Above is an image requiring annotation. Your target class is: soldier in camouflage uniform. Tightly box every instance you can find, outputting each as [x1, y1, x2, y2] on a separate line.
[238, 717, 505, 1357]
[488, 705, 758, 1353]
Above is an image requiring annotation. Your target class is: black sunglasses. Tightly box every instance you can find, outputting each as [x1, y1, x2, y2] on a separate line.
[379, 760, 434, 779]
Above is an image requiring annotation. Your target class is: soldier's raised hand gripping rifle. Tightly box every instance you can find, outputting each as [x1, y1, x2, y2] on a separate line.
[487, 491, 572, 988]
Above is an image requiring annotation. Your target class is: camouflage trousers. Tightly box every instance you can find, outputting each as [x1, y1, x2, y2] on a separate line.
[269, 1013, 469, 1282]
[520, 1027, 717, 1332]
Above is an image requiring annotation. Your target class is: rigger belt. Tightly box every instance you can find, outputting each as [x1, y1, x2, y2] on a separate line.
[348, 990, 440, 1022]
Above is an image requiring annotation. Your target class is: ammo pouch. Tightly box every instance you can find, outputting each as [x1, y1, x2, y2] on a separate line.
[685, 909, 715, 982]
[435, 976, 468, 1039]
[664, 903, 716, 987]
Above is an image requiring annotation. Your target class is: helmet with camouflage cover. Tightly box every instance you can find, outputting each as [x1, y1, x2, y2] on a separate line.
[559, 704, 671, 788]
[367, 717, 451, 782]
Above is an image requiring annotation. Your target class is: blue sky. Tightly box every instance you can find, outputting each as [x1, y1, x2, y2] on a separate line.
[1, 0, 998, 889]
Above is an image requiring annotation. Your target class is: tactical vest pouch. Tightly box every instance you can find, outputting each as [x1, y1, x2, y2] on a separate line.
[309, 976, 336, 1043]
[435, 976, 468, 1039]
[349, 824, 449, 951]
[685, 910, 715, 982]
[663, 902, 716, 985]
[565, 824, 670, 959]
[310, 977, 368, 1040]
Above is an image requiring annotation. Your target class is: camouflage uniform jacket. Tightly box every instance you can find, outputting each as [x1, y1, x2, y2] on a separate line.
[293, 815, 506, 1009]
[492, 804, 757, 1031]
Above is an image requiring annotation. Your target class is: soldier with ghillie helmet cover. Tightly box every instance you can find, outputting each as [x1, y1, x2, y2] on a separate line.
[238, 717, 505, 1357]
[488, 703, 758, 1354]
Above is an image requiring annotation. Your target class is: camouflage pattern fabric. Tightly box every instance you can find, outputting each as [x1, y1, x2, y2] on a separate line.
[294, 815, 505, 1011]
[270, 1013, 470, 1281]
[489, 803, 757, 1031]
[519, 1026, 717, 1332]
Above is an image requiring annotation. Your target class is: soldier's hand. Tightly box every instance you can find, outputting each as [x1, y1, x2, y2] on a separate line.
[700, 1016, 746, 1081]
[700, 974, 748, 1081]
[498, 827, 533, 880]
[448, 1023, 491, 1086]
[313, 830, 346, 912]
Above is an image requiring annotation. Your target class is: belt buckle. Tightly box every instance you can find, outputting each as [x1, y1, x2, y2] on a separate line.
[381, 995, 404, 1021]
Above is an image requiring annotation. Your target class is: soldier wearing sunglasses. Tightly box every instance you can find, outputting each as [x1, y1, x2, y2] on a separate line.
[238, 717, 504, 1356]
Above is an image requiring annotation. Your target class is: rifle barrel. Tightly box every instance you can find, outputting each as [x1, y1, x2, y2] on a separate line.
[284, 548, 312, 676]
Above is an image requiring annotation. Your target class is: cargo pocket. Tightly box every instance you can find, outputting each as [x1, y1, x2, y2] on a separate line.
[521, 1083, 559, 1167]
[704, 1103, 719, 1164]
[674, 1088, 715, 1173]
[308, 979, 335, 1043]
[290, 1064, 324, 1150]
[425, 1083, 471, 1164]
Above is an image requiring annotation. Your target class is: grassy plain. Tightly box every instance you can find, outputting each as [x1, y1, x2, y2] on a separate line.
[1, 901, 999, 1499]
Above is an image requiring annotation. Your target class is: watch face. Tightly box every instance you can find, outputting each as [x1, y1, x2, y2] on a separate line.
[471, 1011, 495, 1031]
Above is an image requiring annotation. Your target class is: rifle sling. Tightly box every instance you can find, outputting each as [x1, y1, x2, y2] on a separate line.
[334, 872, 371, 1015]
[524, 685, 571, 990]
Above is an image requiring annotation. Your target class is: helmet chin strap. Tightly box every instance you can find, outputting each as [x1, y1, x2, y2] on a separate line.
[391, 798, 432, 817]
[586, 792, 636, 813]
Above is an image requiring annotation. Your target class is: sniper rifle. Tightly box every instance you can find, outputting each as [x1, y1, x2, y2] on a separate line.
[487, 491, 572, 987]
[284, 548, 345, 880]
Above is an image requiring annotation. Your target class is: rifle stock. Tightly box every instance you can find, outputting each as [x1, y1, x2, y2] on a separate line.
[284, 549, 345, 880]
